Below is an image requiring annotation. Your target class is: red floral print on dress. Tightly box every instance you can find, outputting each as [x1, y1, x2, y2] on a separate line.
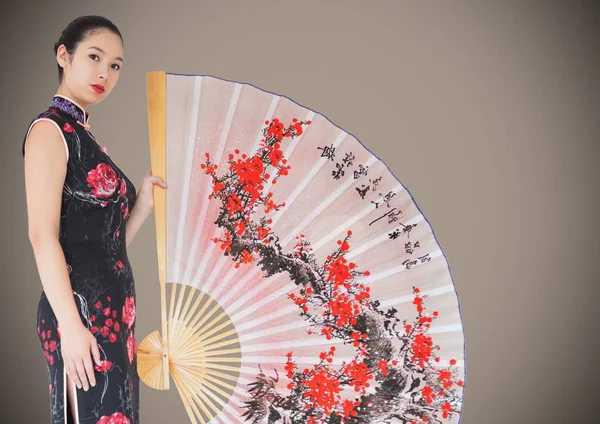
[122, 296, 136, 329]
[118, 179, 127, 196]
[38, 318, 58, 366]
[126, 332, 137, 364]
[90, 297, 121, 343]
[87, 163, 119, 198]
[63, 123, 74, 133]
[96, 411, 130, 424]
[94, 360, 114, 372]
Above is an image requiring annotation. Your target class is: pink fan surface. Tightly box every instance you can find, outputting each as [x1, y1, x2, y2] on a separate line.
[161, 73, 465, 424]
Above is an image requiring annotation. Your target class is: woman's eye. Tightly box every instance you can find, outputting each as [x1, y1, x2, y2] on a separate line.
[89, 54, 120, 70]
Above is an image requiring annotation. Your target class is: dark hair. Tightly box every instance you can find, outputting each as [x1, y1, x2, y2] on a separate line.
[53, 15, 123, 84]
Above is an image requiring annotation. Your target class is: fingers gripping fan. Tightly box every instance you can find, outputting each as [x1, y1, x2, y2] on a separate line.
[138, 72, 465, 424]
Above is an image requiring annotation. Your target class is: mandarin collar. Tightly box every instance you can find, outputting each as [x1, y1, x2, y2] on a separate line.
[50, 94, 91, 127]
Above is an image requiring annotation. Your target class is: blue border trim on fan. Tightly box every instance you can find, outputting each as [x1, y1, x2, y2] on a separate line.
[162, 71, 468, 421]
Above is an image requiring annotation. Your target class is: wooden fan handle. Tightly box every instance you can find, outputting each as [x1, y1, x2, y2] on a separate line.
[146, 70, 170, 390]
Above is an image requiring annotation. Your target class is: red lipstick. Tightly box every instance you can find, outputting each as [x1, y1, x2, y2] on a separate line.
[92, 84, 105, 94]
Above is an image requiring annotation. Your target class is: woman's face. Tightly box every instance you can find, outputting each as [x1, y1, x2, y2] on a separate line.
[57, 29, 124, 107]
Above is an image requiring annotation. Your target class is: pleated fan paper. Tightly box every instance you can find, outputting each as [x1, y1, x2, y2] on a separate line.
[138, 71, 466, 424]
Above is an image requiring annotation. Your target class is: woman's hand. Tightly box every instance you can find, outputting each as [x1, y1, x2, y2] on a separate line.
[135, 170, 167, 214]
[60, 321, 102, 391]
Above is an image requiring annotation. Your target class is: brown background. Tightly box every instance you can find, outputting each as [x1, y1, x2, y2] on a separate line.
[1, 1, 598, 423]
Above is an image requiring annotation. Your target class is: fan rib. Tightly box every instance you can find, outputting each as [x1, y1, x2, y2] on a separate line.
[235, 303, 293, 332]
[176, 368, 220, 418]
[311, 183, 405, 251]
[198, 374, 237, 397]
[269, 129, 348, 227]
[193, 304, 222, 333]
[229, 277, 290, 320]
[201, 368, 240, 384]
[249, 95, 280, 155]
[172, 76, 202, 283]
[204, 363, 243, 372]
[238, 321, 308, 342]
[172, 378, 202, 424]
[360, 251, 443, 285]
[185, 84, 242, 287]
[202, 336, 239, 353]
[198, 314, 235, 340]
[378, 283, 455, 308]
[280, 154, 379, 247]
[171, 290, 208, 353]
[202, 329, 239, 349]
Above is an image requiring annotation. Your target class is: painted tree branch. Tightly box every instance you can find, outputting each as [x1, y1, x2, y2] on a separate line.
[202, 118, 463, 424]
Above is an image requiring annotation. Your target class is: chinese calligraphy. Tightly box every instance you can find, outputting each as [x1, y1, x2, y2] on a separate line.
[403, 253, 430, 270]
[332, 152, 356, 180]
[388, 222, 418, 239]
[318, 144, 336, 161]
[356, 176, 381, 200]
[369, 207, 402, 226]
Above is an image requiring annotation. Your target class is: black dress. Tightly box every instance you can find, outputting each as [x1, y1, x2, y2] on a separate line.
[23, 95, 140, 424]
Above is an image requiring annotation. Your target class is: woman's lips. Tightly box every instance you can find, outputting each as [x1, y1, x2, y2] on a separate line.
[92, 85, 105, 94]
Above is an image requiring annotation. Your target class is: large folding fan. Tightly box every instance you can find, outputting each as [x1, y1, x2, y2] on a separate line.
[138, 71, 465, 424]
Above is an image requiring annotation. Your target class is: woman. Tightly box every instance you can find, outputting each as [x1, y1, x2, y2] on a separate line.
[22, 16, 166, 424]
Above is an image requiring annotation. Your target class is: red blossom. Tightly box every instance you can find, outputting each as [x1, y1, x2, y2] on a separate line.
[326, 293, 361, 327]
[422, 386, 436, 404]
[267, 118, 285, 141]
[339, 399, 360, 419]
[441, 402, 454, 419]
[234, 221, 246, 236]
[268, 146, 284, 167]
[324, 256, 354, 288]
[301, 367, 343, 415]
[226, 193, 244, 216]
[411, 333, 434, 369]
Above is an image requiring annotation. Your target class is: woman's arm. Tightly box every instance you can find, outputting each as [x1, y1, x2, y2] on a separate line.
[24, 121, 82, 328]
[125, 170, 167, 248]
[125, 204, 151, 248]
